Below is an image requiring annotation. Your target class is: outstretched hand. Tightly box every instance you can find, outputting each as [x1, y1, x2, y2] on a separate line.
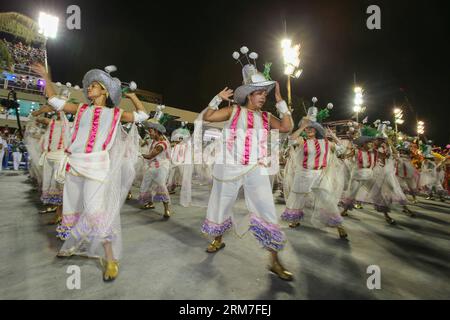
[218, 87, 234, 101]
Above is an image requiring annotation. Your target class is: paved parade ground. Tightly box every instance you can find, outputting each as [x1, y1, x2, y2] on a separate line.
[1, 171, 449, 300]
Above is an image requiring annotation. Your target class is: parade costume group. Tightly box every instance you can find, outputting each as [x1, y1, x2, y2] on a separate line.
[15, 46, 449, 283]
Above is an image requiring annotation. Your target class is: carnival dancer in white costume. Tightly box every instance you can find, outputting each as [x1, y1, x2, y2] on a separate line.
[341, 127, 396, 224]
[197, 48, 294, 281]
[281, 100, 348, 238]
[0, 133, 7, 171]
[23, 120, 46, 189]
[369, 124, 414, 217]
[420, 152, 447, 201]
[167, 123, 190, 194]
[32, 63, 146, 281]
[396, 146, 420, 203]
[30, 108, 67, 222]
[139, 120, 172, 218]
[11, 137, 25, 170]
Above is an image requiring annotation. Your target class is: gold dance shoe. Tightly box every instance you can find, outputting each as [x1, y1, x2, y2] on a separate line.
[103, 260, 119, 282]
[206, 239, 225, 253]
[269, 261, 294, 281]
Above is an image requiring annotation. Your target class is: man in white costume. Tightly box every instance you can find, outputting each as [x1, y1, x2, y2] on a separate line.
[32, 62, 147, 281]
[199, 48, 294, 281]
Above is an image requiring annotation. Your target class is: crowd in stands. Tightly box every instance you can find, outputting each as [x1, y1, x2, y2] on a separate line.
[1, 39, 46, 94]
[3, 39, 46, 66]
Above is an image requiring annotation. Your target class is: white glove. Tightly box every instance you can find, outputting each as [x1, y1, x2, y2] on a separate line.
[208, 95, 222, 110]
[48, 96, 66, 111]
[133, 110, 149, 123]
[276, 100, 291, 117]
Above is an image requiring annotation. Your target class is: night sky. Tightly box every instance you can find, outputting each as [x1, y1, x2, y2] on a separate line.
[3, 0, 449, 146]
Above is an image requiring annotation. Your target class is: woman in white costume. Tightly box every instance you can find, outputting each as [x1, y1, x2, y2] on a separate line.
[368, 128, 414, 217]
[139, 121, 172, 218]
[282, 102, 348, 239]
[32, 63, 147, 281]
[0, 133, 7, 171]
[167, 125, 190, 194]
[31, 108, 67, 223]
[199, 49, 294, 281]
[341, 129, 397, 225]
[395, 147, 420, 203]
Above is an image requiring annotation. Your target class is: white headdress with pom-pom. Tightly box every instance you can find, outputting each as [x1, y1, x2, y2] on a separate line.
[232, 45, 276, 105]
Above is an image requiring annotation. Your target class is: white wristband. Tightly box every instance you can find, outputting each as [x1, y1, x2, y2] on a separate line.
[133, 110, 149, 123]
[276, 100, 289, 114]
[48, 96, 66, 111]
[208, 95, 222, 110]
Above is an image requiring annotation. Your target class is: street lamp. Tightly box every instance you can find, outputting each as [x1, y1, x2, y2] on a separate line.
[417, 121, 425, 136]
[393, 107, 405, 142]
[353, 86, 364, 123]
[281, 38, 302, 110]
[38, 12, 59, 71]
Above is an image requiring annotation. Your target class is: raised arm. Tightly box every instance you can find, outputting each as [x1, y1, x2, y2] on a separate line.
[31, 105, 53, 117]
[203, 87, 234, 122]
[35, 117, 51, 126]
[268, 82, 293, 133]
[120, 92, 149, 123]
[290, 118, 308, 140]
[31, 63, 79, 114]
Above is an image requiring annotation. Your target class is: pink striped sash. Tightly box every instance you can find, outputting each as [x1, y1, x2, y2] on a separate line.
[57, 122, 64, 150]
[85, 107, 102, 153]
[322, 140, 329, 169]
[357, 150, 363, 169]
[303, 140, 309, 169]
[242, 110, 254, 165]
[102, 107, 121, 150]
[47, 119, 55, 152]
[258, 112, 269, 160]
[313, 139, 321, 170]
[226, 106, 242, 152]
[70, 104, 88, 145]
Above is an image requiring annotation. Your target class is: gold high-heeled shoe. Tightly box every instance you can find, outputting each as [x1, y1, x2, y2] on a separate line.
[103, 260, 119, 282]
[39, 206, 57, 214]
[142, 202, 155, 210]
[126, 192, 132, 201]
[163, 209, 171, 219]
[206, 239, 225, 253]
[269, 261, 294, 281]
[289, 222, 300, 228]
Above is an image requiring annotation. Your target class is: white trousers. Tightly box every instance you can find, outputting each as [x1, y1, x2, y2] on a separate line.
[202, 165, 286, 251]
[13, 152, 22, 170]
[139, 166, 170, 203]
